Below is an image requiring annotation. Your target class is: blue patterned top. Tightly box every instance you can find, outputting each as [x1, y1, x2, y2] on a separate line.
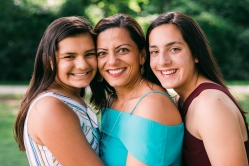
[23, 91, 100, 166]
[100, 90, 184, 166]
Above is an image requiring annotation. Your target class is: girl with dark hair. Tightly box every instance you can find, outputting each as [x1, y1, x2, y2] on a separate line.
[94, 13, 184, 166]
[14, 16, 104, 166]
[147, 11, 249, 166]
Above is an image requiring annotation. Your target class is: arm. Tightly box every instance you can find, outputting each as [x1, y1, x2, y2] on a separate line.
[126, 153, 147, 166]
[28, 96, 104, 166]
[126, 93, 182, 165]
[194, 90, 247, 166]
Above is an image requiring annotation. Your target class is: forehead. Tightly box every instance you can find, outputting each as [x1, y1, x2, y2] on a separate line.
[57, 34, 94, 52]
[149, 24, 184, 43]
[97, 27, 133, 45]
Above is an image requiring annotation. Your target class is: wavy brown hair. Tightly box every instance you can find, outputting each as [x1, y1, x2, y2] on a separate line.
[92, 13, 161, 108]
[14, 16, 105, 151]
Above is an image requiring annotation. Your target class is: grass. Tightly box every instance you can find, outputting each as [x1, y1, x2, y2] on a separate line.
[236, 94, 249, 121]
[0, 95, 29, 166]
[226, 80, 249, 85]
[0, 92, 249, 165]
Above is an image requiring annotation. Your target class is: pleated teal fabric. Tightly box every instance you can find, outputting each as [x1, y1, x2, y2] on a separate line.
[100, 91, 184, 166]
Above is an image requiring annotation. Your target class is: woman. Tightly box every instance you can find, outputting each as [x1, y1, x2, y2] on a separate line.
[14, 16, 104, 166]
[93, 13, 184, 166]
[147, 12, 249, 165]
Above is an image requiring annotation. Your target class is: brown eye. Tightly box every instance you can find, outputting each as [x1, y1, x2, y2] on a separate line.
[65, 55, 74, 59]
[86, 52, 96, 57]
[150, 50, 158, 55]
[170, 48, 180, 52]
[118, 48, 128, 53]
[97, 52, 106, 57]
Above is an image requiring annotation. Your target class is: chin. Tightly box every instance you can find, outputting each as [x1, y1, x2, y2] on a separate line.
[160, 82, 176, 89]
[75, 82, 91, 88]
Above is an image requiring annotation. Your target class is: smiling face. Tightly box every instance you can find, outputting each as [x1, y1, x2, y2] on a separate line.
[55, 34, 97, 90]
[97, 27, 145, 88]
[149, 24, 198, 92]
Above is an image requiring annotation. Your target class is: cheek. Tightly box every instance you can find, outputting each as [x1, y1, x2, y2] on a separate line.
[150, 57, 157, 70]
[88, 58, 97, 69]
[97, 58, 103, 69]
[56, 61, 67, 73]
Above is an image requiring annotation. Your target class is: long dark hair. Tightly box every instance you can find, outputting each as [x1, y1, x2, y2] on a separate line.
[14, 16, 104, 151]
[146, 12, 247, 115]
[146, 12, 227, 88]
[92, 13, 161, 108]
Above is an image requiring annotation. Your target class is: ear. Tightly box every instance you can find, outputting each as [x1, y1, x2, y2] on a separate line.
[139, 49, 146, 65]
[194, 57, 199, 63]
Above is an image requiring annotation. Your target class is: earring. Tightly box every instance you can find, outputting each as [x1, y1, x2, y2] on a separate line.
[140, 65, 144, 75]
[96, 74, 103, 82]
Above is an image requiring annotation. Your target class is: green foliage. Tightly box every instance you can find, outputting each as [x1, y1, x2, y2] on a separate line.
[0, 0, 249, 81]
[0, 0, 56, 81]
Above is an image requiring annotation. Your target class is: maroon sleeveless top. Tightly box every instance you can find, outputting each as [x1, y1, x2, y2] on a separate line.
[179, 83, 249, 166]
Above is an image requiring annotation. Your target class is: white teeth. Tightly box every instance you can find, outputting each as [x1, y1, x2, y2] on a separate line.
[73, 73, 87, 76]
[162, 70, 176, 75]
[108, 69, 124, 74]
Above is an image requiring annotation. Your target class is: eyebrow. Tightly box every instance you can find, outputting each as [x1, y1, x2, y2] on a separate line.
[149, 41, 183, 48]
[85, 48, 96, 53]
[60, 48, 95, 55]
[97, 44, 131, 51]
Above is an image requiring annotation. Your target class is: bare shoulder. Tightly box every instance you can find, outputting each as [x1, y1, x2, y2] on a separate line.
[32, 95, 74, 117]
[27, 95, 104, 165]
[31, 95, 80, 125]
[194, 89, 239, 116]
[28, 95, 80, 143]
[190, 89, 248, 165]
[132, 91, 182, 125]
[192, 89, 242, 138]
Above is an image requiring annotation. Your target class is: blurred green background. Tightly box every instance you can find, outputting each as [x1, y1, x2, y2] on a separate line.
[1, 0, 249, 82]
[1, 0, 249, 165]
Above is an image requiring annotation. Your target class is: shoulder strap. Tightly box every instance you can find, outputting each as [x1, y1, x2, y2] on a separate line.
[130, 90, 173, 114]
[180, 82, 249, 137]
[26, 92, 56, 118]
[181, 83, 228, 118]
[180, 83, 216, 119]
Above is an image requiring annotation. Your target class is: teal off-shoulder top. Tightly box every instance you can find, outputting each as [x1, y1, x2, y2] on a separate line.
[100, 91, 184, 166]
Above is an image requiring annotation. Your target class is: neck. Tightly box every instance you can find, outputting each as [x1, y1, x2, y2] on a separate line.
[115, 76, 143, 100]
[175, 75, 210, 106]
[112, 77, 144, 112]
[49, 81, 82, 98]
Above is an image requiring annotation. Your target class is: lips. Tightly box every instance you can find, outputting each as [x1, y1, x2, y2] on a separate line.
[108, 68, 125, 75]
[71, 72, 88, 76]
[161, 69, 177, 75]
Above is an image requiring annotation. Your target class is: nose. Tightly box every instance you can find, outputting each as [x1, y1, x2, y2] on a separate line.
[75, 56, 89, 69]
[158, 52, 172, 66]
[107, 51, 119, 66]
